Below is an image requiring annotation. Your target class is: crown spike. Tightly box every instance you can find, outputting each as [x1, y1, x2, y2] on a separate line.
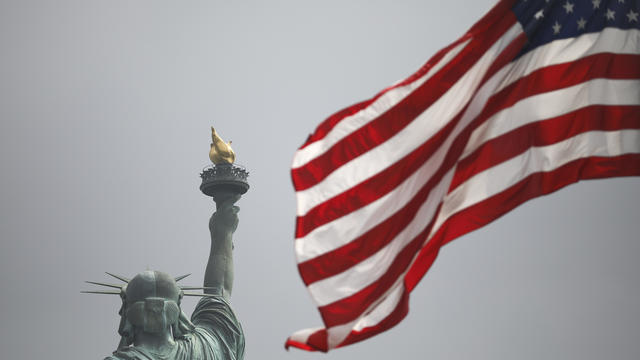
[174, 273, 191, 282]
[81, 290, 121, 295]
[105, 272, 130, 283]
[85, 281, 124, 289]
[182, 292, 216, 297]
[179, 286, 218, 291]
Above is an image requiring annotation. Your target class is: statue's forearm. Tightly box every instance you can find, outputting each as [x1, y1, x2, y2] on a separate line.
[204, 197, 239, 299]
[204, 226, 234, 297]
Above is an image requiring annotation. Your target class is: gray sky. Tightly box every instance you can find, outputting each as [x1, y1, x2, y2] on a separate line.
[1, 1, 639, 359]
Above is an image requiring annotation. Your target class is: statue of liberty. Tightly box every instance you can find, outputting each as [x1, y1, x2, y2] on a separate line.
[84, 128, 247, 360]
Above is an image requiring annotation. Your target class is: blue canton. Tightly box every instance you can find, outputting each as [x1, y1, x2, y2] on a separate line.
[513, 0, 639, 56]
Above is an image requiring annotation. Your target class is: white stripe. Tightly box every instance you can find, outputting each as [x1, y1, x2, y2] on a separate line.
[495, 27, 640, 95]
[463, 79, 640, 158]
[288, 326, 323, 345]
[325, 278, 406, 349]
[295, 24, 523, 217]
[291, 38, 471, 169]
[351, 280, 404, 332]
[306, 170, 453, 306]
[432, 129, 640, 238]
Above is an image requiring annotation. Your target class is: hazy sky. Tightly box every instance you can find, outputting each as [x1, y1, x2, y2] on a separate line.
[1, 1, 639, 359]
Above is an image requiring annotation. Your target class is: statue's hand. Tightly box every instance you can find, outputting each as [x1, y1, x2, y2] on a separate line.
[216, 193, 242, 208]
[209, 203, 240, 235]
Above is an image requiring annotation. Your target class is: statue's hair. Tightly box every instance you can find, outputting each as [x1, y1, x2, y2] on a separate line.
[116, 297, 196, 349]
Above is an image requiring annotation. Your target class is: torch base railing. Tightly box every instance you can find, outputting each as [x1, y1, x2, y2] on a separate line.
[200, 164, 250, 203]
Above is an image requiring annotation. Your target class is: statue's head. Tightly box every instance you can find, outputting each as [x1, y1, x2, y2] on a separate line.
[123, 270, 182, 334]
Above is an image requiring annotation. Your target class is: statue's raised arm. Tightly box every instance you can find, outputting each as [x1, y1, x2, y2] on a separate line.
[204, 193, 241, 299]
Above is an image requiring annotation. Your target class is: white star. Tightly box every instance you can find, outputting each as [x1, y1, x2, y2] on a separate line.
[592, 0, 601, 9]
[563, 1, 574, 14]
[577, 17, 587, 30]
[535, 9, 544, 20]
[606, 9, 615, 20]
[628, 10, 639, 23]
[552, 21, 562, 34]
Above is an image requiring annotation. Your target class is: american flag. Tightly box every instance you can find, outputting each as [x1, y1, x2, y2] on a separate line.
[287, 0, 640, 352]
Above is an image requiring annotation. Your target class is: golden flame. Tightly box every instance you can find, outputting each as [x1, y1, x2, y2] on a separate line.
[209, 127, 235, 165]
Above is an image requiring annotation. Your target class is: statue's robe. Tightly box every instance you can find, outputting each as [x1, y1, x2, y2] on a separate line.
[105, 296, 245, 360]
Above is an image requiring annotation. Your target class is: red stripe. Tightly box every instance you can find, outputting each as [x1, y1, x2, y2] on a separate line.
[285, 328, 328, 352]
[405, 153, 640, 291]
[297, 0, 518, 150]
[451, 105, 640, 191]
[285, 338, 320, 352]
[291, 11, 519, 191]
[304, 329, 329, 352]
[336, 289, 411, 349]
